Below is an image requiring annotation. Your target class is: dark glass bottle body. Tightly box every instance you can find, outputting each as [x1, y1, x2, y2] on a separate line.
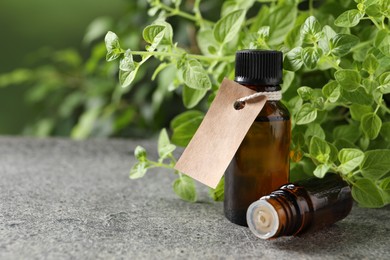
[224, 84, 291, 226]
[247, 174, 353, 239]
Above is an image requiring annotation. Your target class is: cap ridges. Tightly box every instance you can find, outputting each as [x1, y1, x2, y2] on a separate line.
[235, 50, 283, 85]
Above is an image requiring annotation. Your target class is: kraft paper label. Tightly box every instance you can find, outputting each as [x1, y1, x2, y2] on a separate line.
[174, 78, 267, 188]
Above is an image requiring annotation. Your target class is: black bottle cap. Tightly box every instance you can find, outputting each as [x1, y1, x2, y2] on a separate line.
[235, 50, 283, 85]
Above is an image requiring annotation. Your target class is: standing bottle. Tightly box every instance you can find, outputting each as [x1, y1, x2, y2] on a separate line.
[246, 174, 353, 239]
[224, 50, 291, 226]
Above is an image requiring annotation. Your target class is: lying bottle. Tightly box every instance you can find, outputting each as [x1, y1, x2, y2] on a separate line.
[246, 174, 353, 239]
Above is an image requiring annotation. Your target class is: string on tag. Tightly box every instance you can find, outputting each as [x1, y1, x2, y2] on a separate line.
[234, 91, 282, 110]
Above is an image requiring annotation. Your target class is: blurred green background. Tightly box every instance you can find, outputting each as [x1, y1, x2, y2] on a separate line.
[0, 0, 185, 138]
[0, 0, 264, 140]
[0, 0, 121, 136]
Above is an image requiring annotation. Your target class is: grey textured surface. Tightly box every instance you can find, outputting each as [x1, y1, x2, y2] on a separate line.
[0, 137, 389, 260]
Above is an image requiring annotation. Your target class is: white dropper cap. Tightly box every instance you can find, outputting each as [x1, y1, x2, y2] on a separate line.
[246, 198, 279, 239]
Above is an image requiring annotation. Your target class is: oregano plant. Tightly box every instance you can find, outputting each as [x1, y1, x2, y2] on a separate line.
[105, 0, 390, 207]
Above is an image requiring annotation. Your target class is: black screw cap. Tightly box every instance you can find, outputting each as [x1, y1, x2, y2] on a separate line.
[235, 50, 283, 85]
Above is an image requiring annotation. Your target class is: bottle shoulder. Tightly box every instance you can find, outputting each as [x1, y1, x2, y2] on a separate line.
[257, 101, 290, 121]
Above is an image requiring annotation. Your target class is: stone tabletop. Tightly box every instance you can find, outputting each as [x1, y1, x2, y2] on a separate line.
[0, 137, 389, 259]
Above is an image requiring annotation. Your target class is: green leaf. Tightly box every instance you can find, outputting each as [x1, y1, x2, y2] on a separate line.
[363, 54, 379, 74]
[105, 31, 120, 51]
[143, 24, 165, 43]
[378, 72, 390, 94]
[281, 70, 295, 92]
[300, 16, 322, 44]
[337, 148, 364, 175]
[359, 135, 370, 150]
[214, 9, 246, 44]
[119, 50, 136, 72]
[297, 86, 313, 101]
[182, 59, 211, 90]
[379, 177, 390, 203]
[310, 136, 331, 164]
[182, 85, 207, 109]
[134, 146, 147, 162]
[171, 110, 204, 147]
[340, 87, 373, 105]
[284, 47, 303, 71]
[302, 47, 322, 69]
[197, 28, 219, 55]
[366, 4, 382, 17]
[129, 162, 148, 179]
[209, 177, 224, 201]
[362, 78, 379, 92]
[158, 128, 176, 159]
[318, 25, 337, 53]
[330, 34, 360, 57]
[334, 139, 359, 150]
[362, 0, 377, 7]
[305, 123, 326, 140]
[313, 164, 330, 178]
[317, 55, 339, 70]
[322, 25, 337, 39]
[154, 21, 173, 45]
[360, 149, 390, 180]
[361, 113, 382, 139]
[333, 125, 361, 143]
[329, 142, 339, 163]
[379, 72, 390, 85]
[322, 81, 340, 102]
[119, 68, 139, 89]
[378, 85, 390, 94]
[380, 0, 390, 13]
[221, 0, 255, 16]
[335, 69, 361, 91]
[350, 104, 373, 121]
[296, 103, 317, 125]
[285, 25, 302, 49]
[352, 179, 384, 208]
[143, 25, 166, 52]
[105, 31, 122, 61]
[106, 49, 123, 62]
[313, 97, 325, 110]
[268, 5, 297, 45]
[334, 9, 364, 27]
[173, 175, 197, 202]
[375, 29, 390, 57]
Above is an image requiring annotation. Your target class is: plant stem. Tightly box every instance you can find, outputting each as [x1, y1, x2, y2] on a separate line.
[149, 161, 175, 170]
[368, 17, 383, 30]
[193, 0, 205, 28]
[374, 94, 383, 114]
[168, 153, 177, 164]
[309, 0, 314, 16]
[157, 2, 213, 26]
[129, 50, 234, 63]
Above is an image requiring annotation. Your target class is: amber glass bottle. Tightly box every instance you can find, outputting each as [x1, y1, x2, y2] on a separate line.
[246, 174, 353, 239]
[224, 50, 291, 226]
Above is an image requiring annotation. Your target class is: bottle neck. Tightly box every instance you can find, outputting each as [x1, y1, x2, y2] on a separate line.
[246, 187, 311, 239]
[237, 83, 281, 93]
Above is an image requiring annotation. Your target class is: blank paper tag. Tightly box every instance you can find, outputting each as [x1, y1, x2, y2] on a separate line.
[174, 78, 267, 188]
